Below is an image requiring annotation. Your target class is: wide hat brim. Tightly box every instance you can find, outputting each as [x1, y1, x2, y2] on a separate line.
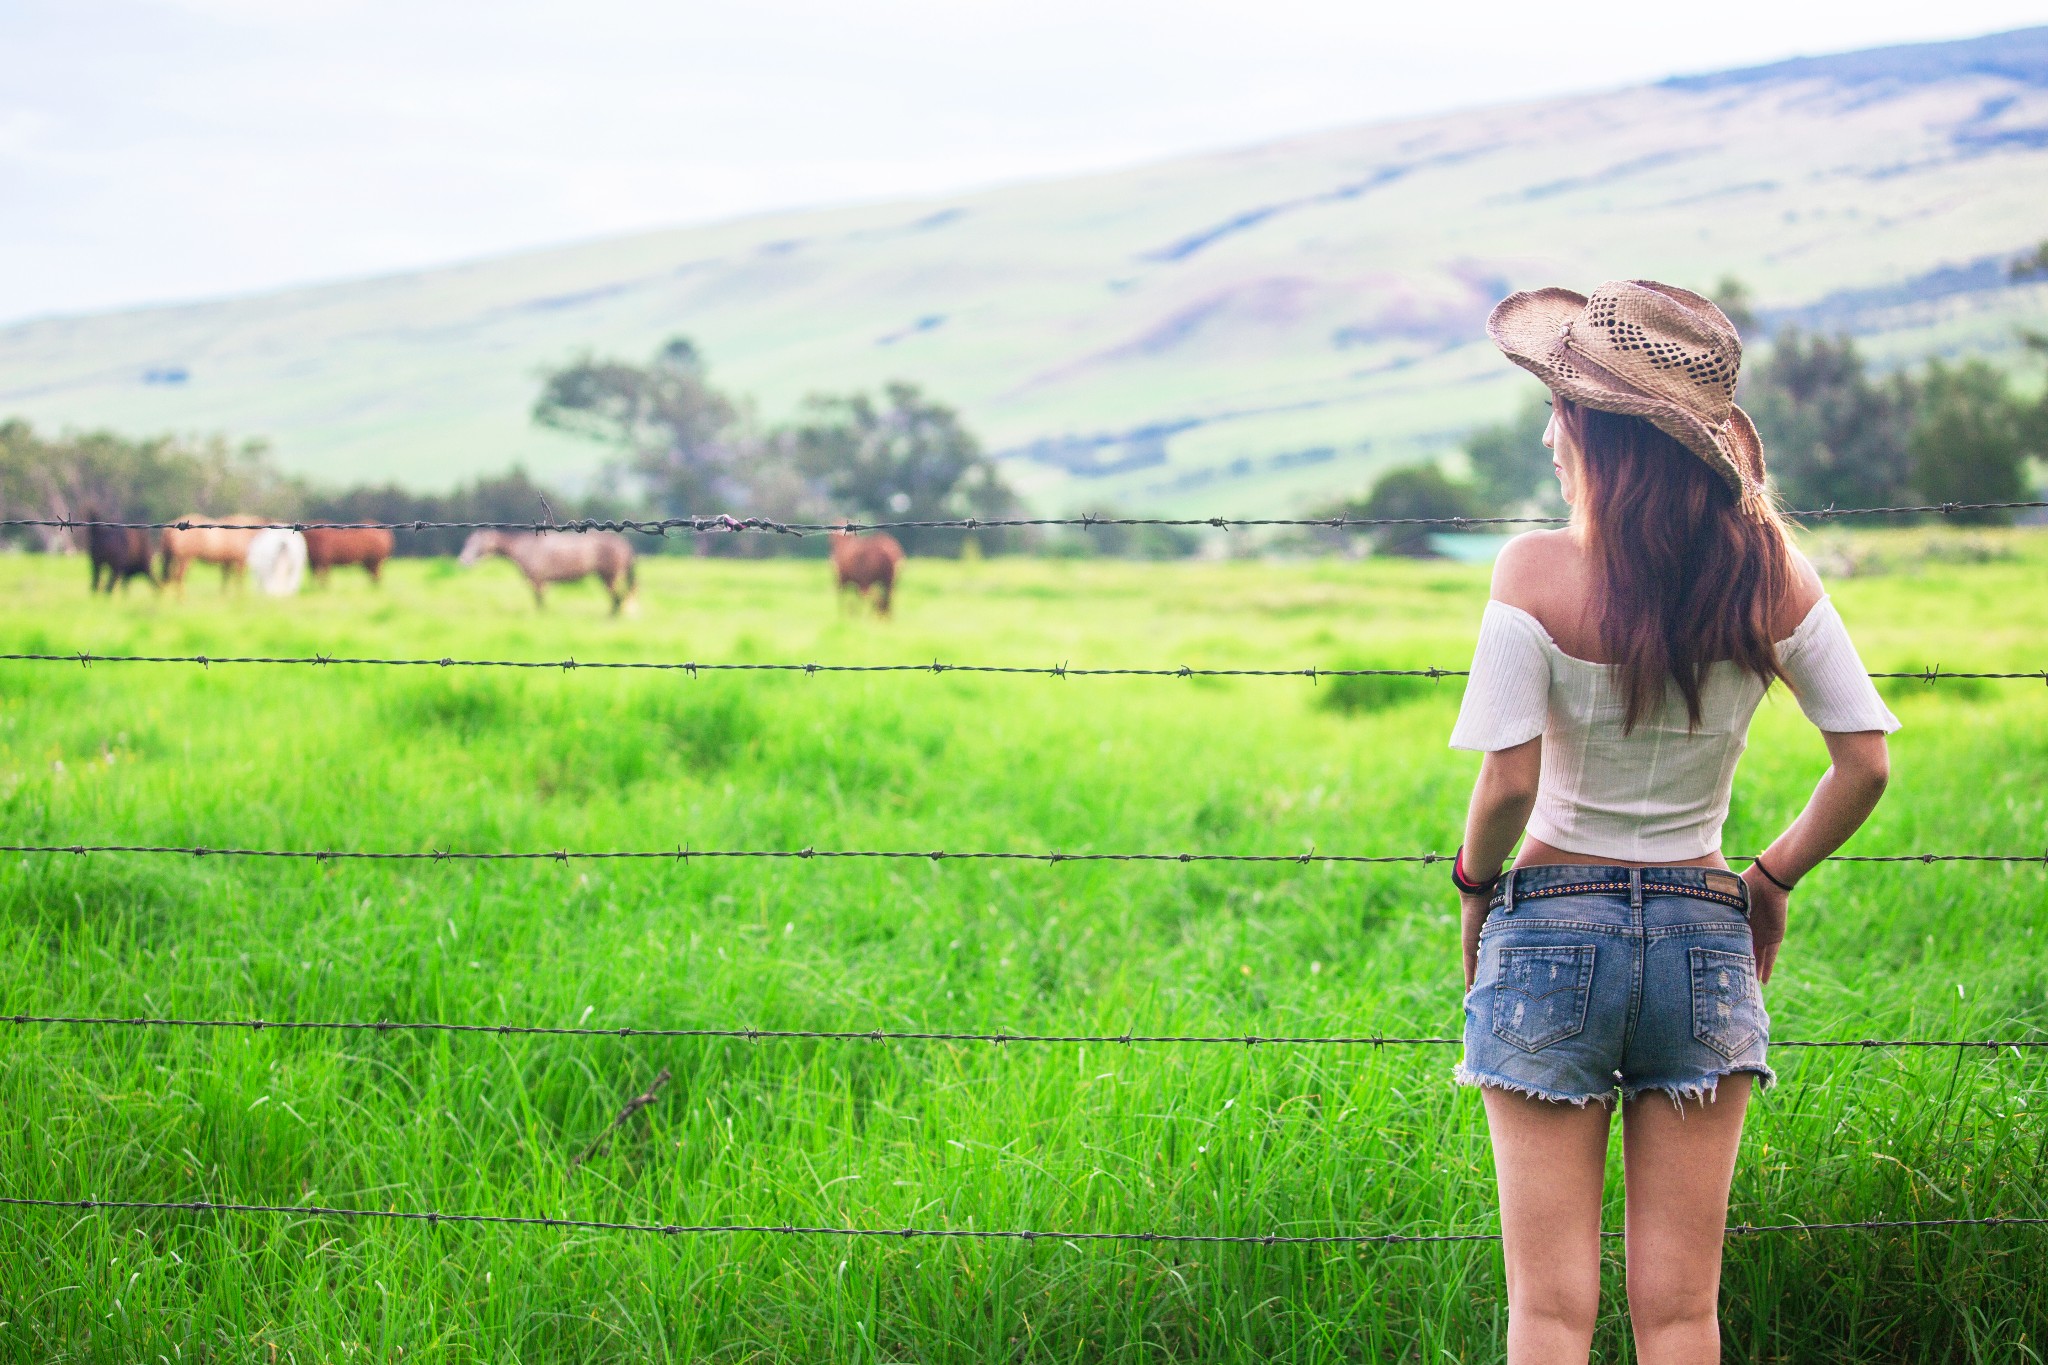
[1486, 287, 1763, 497]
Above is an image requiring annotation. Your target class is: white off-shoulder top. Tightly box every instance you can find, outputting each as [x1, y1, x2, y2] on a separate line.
[1449, 597, 1900, 862]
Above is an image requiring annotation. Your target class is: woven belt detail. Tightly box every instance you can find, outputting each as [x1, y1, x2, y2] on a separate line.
[1508, 879, 1746, 910]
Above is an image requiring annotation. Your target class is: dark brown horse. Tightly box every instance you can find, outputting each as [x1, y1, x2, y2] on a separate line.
[830, 531, 904, 615]
[87, 519, 158, 594]
[304, 526, 395, 584]
[458, 529, 637, 614]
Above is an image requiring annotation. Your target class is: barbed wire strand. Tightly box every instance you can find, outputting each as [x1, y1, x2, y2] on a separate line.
[6, 653, 1464, 680]
[4, 1012, 2042, 1050]
[13, 498, 2047, 537]
[0, 1195, 2039, 1245]
[4, 652, 2042, 684]
[3, 844, 2042, 867]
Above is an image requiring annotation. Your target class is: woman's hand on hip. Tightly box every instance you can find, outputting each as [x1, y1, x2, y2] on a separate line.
[1738, 866, 1787, 983]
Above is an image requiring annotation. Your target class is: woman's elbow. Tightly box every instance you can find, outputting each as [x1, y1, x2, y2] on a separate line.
[1835, 738, 1890, 802]
[1495, 773, 1542, 809]
[1478, 769, 1540, 817]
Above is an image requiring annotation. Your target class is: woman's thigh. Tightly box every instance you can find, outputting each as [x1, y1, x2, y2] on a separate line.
[1482, 1086, 1612, 1322]
[1620, 1075, 1750, 1310]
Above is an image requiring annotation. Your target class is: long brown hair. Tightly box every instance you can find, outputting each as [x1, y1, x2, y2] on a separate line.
[1556, 396, 1792, 732]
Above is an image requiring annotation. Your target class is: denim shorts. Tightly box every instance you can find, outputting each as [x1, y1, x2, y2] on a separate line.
[1456, 864, 1774, 1106]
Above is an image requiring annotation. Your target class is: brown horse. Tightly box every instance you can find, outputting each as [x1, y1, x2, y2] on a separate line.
[830, 531, 904, 615]
[458, 529, 637, 614]
[304, 526, 395, 584]
[160, 514, 264, 594]
[86, 518, 158, 594]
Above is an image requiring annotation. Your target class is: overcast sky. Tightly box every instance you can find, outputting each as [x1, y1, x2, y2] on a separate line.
[3, 0, 2043, 323]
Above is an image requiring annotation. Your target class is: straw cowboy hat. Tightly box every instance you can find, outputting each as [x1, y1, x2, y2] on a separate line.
[1486, 280, 1766, 501]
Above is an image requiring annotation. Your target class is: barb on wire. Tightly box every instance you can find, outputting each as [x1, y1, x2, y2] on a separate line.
[0, 1195, 2040, 1246]
[4, 844, 2041, 868]
[4, 652, 2042, 684]
[11, 498, 2046, 537]
[573, 1068, 672, 1168]
[4, 1012, 2043, 1051]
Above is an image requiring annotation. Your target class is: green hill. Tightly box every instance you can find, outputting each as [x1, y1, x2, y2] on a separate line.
[4, 25, 2046, 510]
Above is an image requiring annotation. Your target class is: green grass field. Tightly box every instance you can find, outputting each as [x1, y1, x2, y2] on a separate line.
[1, 533, 2044, 1361]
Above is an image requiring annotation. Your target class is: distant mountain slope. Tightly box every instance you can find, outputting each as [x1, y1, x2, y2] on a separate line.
[1662, 22, 2048, 91]
[3, 26, 2045, 508]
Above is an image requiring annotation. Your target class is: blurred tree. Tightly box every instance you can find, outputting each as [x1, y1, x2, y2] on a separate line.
[1744, 329, 1916, 511]
[1909, 358, 2035, 522]
[1462, 392, 1559, 513]
[2017, 329, 2048, 465]
[533, 336, 744, 519]
[784, 382, 1020, 555]
[1311, 463, 1487, 557]
[0, 421, 291, 551]
[1711, 275, 1759, 339]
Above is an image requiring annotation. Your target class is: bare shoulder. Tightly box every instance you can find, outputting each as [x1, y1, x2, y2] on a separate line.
[1488, 529, 1582, 616]
[1774, 541, 1827, 639]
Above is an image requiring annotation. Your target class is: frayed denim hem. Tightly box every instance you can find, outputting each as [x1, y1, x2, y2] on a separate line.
[1622, 1063, 1776, 1109]
[1452, 1062, 1616, 1108]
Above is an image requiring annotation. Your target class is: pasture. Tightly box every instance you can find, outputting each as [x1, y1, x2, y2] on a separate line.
[1, 533, 2044, 1362]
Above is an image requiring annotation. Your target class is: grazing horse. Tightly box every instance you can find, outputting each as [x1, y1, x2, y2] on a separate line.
[246, 528, 308, 596]
[160, 514, 264, 594]
[304, 526, 395, 584]
[458, 529, 636, 614]
[85, 517, 157, 594]
[830, 531, 904, 615]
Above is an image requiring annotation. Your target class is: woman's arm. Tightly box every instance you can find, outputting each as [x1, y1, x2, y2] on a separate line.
[1459, 735, 1542, 987]
[1451, 531, 1562, 987]
[1738, 729, 1890, 982]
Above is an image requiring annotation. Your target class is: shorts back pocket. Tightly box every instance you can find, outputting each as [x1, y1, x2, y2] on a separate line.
[1690, 947, 1764, 1060]
[1491, 945, 1596, 1053]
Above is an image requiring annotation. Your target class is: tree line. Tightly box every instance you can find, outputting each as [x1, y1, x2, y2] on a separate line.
[1334, 276, 2048, 554]
[6, 301, 2045, 561]
[0, 419, 625, 558]
[0, 421, 291, 553]
[0, 340, 1035, 558]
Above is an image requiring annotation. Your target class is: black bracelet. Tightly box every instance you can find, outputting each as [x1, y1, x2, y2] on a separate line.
[1451, 845, 1499, 896]
[1750, 855, 1796, 893]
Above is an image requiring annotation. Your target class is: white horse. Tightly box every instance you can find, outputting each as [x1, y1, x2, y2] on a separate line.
[245, 528, 308, 597]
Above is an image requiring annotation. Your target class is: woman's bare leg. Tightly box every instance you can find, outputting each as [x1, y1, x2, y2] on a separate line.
[1483, 1086, 1612, 1364]
[1620, 1075, 1750, 1365]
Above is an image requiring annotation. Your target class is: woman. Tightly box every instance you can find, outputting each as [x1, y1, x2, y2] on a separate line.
[1449, 281, 1897, 1364]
